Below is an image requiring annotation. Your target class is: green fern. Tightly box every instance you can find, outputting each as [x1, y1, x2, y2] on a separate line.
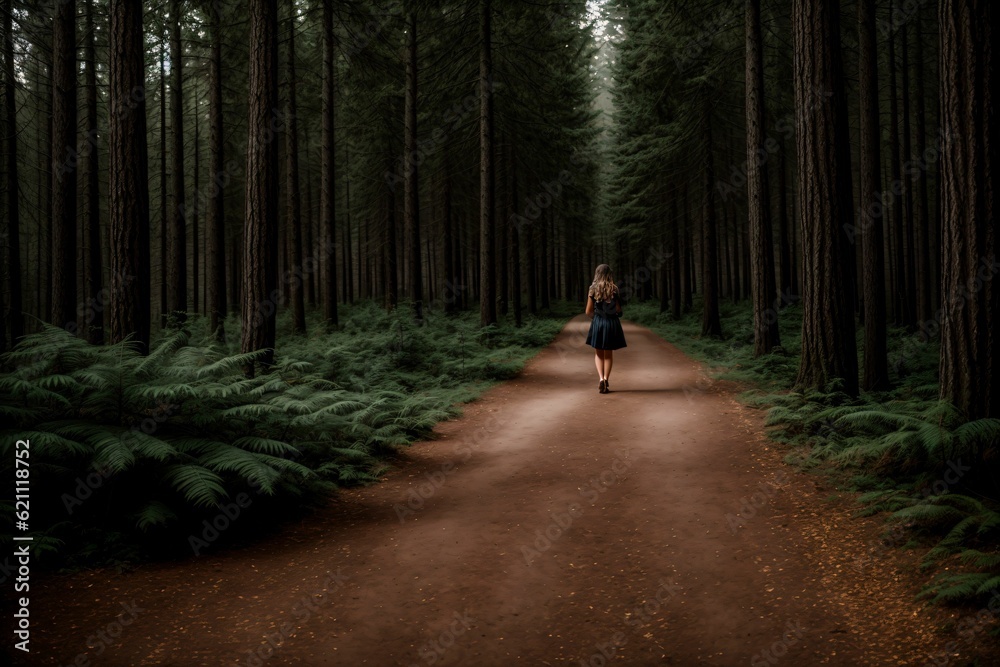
[162, 464, 228, 508]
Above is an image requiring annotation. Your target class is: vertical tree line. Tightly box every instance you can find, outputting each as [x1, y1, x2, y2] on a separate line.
[609, 0, 995, 419]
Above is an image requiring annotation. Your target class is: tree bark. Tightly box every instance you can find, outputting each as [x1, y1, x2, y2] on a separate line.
[899, 18, 916, 325]
[792, 0, 859, 395]
[479, 0, 497, 327]
[670, 199, 682, 321]
[108, 0, 151, 354]
[1, 0, 22, 349]
[858, 0, 890, 390]
[321, 0, 339, 326]
[887, 0, 908, 325]
[776, 141, 794, 303]
[167, 0, 187, 322]
[746, 0, 780, 354]
[938, 0, 997, 420]
[241, 0, 279, 374]
[81, 0, 103, 344]
[50, 0, 77, 330]
[442, 163, 455, 314]
[191, 89, 200, 314]
[912, 10, 933, 324]
[701, 97, 722, 337]
[206, 0, 226, 341]
[159, 43, 168, 327]
[384, 157, 398, 310]
[285, 1, 306, 334]
[405, 11, 422, 321]
[509, 160, 522, 327]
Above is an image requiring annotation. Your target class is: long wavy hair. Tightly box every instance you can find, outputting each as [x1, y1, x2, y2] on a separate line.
[589, 264, 617, 302]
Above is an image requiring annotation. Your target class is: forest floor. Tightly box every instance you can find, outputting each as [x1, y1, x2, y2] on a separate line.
[13, 316, 998, 666]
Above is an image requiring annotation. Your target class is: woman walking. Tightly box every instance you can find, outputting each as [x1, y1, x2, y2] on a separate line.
[585, 264, 627, 393]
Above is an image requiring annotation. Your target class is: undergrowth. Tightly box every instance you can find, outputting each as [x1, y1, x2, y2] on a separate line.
[0, 301, 572, 567]
[628, 299, 1000, 608]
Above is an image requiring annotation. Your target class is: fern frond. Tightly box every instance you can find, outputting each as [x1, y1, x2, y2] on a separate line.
[162, 464, 227, 507]
[135, 501, 178, 530]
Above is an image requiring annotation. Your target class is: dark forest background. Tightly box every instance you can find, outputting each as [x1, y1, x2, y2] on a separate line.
[0, 0, 998, 605]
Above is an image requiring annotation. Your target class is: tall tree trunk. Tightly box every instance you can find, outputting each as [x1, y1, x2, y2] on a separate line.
[899, 19, 916, 325]
[321, 0, 339, 326]
[384, 159, 398, 310]
[681, 186, 693, 312]
[345, 143, 354, 303]
[858, 0, 890, 390]
[776, 141, 794, 303]
[701, 97, 722, 337]
[159, 43, 168, 327]
[1, 0, 22, 349]
[108, 0, 151, 354]
[912, 10, 933, 324]
[509, 158, 522, 327]
[405, 11, 422, 321]
[498, 141, 509, 316]
[206, 0, 226, 341]
[191, 89, 200, 314]
[442, 165, 456, 314]
[241, 0, 279, 374]
[304, 146, 316, 307]
[670, 199, 682, 321]
[746, 0, 780, 354]
[527, 223, 537, 315]
[540, 216, 550, 310]
[285, 1, 306, 334]
[81, 0, 102, 344]
[51, 0, 77, 330]
[938, 0, 997, 420]
[478, 0, 497, 327]
[792, 0, 859, 395]
[887, 1, 908, 325]
[167, 0, 187, 322]
[659, 221, 669, 314]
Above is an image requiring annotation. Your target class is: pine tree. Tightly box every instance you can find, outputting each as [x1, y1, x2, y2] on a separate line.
[241, 0, 279, 374]
[792, 0, 859, 395]
[108, 0, 152, 354]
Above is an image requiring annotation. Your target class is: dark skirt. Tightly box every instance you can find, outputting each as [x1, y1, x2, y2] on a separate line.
[586, 313, 627, 350]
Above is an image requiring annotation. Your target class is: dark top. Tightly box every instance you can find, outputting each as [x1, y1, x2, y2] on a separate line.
[590, 289, 621, 318]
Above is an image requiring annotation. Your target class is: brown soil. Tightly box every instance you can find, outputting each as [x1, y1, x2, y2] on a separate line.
[9, 316, 998, 666]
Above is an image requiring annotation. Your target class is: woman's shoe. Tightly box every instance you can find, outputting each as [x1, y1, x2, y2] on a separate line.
[604, 380, 610, 393]
[599, 379, 606, 393]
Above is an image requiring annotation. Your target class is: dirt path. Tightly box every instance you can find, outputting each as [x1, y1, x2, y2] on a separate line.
[11, 317, 993, 666]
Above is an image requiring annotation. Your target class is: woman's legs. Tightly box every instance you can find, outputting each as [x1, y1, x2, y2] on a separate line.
[602, 351, 614, 383]
[594, 349, 606, 380]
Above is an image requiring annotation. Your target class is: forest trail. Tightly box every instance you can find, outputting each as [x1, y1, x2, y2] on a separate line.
[21, 317, 975, 666]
